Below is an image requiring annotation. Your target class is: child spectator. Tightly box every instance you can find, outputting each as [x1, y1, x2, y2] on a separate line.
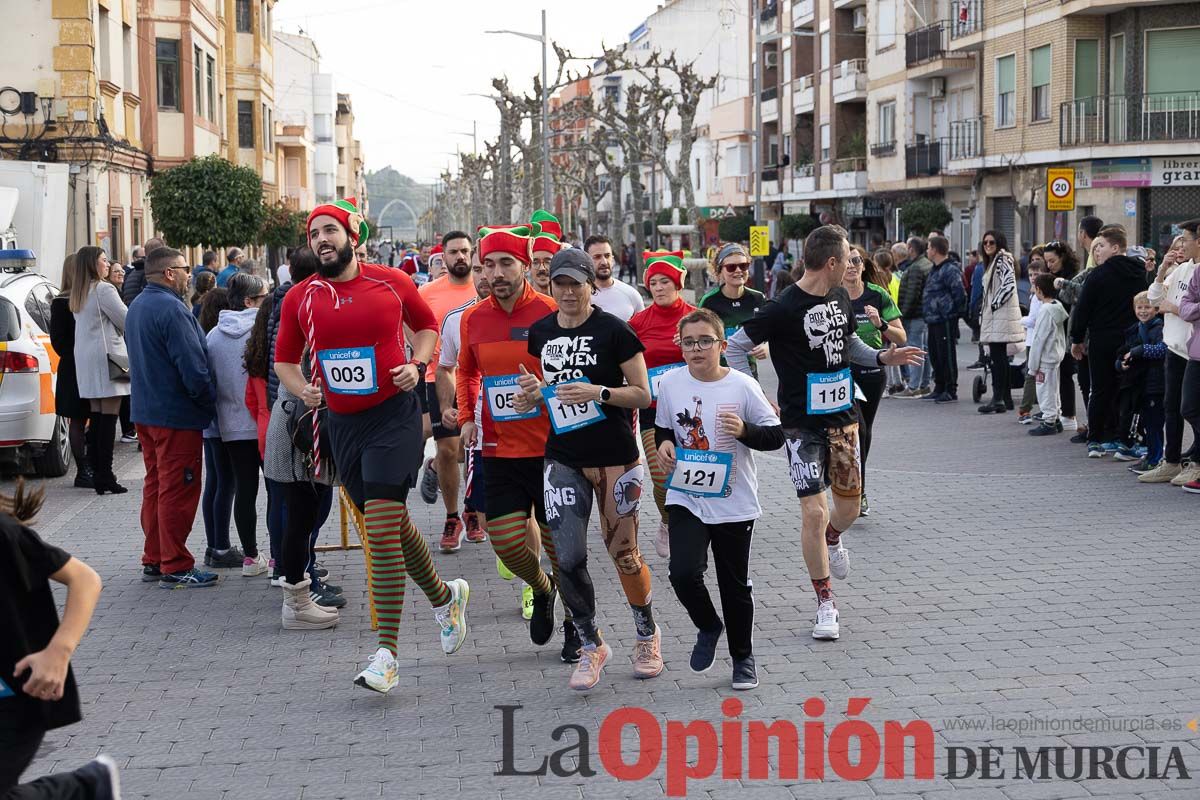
[1017, 257, 1048, 423]
[0, 482, 121, 797]
[1113, 291, 1166, 469]
[1028, 274, 1068, 436]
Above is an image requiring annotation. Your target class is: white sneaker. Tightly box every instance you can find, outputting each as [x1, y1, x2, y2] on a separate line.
[1060, 417, 1078, 431]
[354, 647, 399, 693]
[1170, 464, 1200, 487]
[813, 600, 840, 640]
[828, 539, 850, 580]
[242, 552, 269, 577]
[434, 578, 470, 655]
[655, 521, 670, 559]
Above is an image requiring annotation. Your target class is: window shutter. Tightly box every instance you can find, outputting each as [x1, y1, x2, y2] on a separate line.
[997, 55, 1015, 95]
[1073, 40, 1098, 100]
[1146, 28, 1200, 96]
[1031, 46, 1051, 88]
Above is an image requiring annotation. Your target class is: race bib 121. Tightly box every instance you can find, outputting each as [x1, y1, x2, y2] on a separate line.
[668, 448, 733, 497]
[318, 347, 377, 395]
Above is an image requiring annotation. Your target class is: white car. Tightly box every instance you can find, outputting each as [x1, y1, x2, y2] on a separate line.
[0, 252, 70, 477]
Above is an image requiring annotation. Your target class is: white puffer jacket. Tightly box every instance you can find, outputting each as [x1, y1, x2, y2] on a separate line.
[979, 250, 1026, 345]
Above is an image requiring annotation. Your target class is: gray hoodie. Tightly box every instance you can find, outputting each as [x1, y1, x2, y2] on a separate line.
[206, 307, 259, 441]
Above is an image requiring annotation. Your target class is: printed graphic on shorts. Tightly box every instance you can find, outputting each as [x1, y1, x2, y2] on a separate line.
[611, 465, 644, 518]
[543, 462, 586, 523]
[803, 301, 851, 365]
[827, 425, 863, 497]
[675, 396, 710, 450]
[785, 437, 824, 493]
[540, 334, 597, 385]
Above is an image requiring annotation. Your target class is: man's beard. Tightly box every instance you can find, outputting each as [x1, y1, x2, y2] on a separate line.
[448, 259, 471, 278]
[596, 265, 612, 279]
[318, 241, 355, 277]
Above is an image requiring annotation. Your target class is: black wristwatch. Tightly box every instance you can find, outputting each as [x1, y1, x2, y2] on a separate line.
[599, 387, 612, 403]
[877, 321, 889, 333]
[410, 360, 427, 376]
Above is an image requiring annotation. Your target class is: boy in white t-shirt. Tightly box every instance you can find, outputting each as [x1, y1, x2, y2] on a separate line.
[655, 309, 783, 690]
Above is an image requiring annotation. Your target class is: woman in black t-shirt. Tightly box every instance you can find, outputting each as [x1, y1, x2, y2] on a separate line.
[517, 249, 658, 693]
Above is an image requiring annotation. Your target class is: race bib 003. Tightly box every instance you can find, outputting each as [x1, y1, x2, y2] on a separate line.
[541, 378, 605, 434]
[668, 448, 733, 497]
[806, 368, 852, 414]
[318, 347, 377, 395]
[648, 362, 686, 401]
[484, 374, 540, 422]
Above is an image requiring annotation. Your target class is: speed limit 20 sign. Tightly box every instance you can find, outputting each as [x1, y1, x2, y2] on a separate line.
[1047, 168, 1075, 211]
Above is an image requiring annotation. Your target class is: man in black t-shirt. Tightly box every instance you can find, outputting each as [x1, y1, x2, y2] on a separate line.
[0, 491, 121, 797]
[728, 226, 922, 643]
[517, 248, 658, 693]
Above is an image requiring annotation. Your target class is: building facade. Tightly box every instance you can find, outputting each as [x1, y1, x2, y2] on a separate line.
[335, 92, 366, 209]
[224, 0, 276, 202]
[272, 30, 339, 210]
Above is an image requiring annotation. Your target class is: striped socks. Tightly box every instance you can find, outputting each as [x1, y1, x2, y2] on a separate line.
[487, 511, 552, 594]
[639, 428, 668, 517]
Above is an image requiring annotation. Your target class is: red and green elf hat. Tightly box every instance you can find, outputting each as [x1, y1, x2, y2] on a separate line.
[478, 223, 541, 264]
[643, 250, 686, 289]
[306, 198, 369, 246]
[529, 209, 563, 256]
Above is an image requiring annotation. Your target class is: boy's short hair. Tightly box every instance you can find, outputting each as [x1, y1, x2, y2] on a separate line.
[1033, 272, 1057, 299]
[677, 308, 726, 340]
[1134, 290, 1152, 305]
[1097, 224, 1127, 250]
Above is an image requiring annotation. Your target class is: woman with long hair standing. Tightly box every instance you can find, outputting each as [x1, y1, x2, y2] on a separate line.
[976, 231, 1025, 414]
[69, 246, 130, 494]
[1042, 240, 1082, 432]
[49, 255, 92, 488]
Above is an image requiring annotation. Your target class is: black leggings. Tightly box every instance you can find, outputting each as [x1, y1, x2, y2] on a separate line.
[852, 368, 885, 494]
[1164, 352, 1200, 464]
[1058, 351, 1077, 418]
[213, 439, 260, 558]
[281, 481, 332, 584]
[987, 342, 1013, 406]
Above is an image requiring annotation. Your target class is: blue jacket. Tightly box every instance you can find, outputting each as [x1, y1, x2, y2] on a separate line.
[126, 283, 217, 430]
[1116, 316, 1166, 395]
[922, 257, 967, 324]
[215, 263, 239, 287]
[969, 259, 986, 320]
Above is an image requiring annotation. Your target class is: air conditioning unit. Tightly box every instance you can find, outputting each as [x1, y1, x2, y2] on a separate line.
[929, 77, 946, 98]
[852, 7, 867, 31]
[764, 50, 779, 69]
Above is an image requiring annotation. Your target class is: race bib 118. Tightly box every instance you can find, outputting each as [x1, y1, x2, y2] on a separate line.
[806, 368, 852, 414]
[318, 347, 378, 395]
[668, 448, 733, 497]
[541, 378, 605, 434]
[484, 374, 540, 422]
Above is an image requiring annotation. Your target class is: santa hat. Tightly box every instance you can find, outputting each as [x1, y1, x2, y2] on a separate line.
[306, 198, 369, 246]
[478, 224, 539, 264]
[643, 250, 686, 289]
[429, 244, 444, 257]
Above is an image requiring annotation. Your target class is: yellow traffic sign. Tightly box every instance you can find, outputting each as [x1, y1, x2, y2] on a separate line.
[749, 226, 770, 256]
[1047, 168, 1075, 212]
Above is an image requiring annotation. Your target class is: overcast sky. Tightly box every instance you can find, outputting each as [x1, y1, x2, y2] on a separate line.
[275, 0, 661, 184]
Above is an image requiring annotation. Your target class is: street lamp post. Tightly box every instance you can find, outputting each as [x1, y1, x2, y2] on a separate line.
[486, 10, 553, 210]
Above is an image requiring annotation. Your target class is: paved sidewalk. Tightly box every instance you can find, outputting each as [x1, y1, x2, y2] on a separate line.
[13, 341, 1200, 799]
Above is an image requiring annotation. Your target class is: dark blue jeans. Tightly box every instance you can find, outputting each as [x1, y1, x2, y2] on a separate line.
[1142, 393, 1165, 466]
[201, 437, 232, 551]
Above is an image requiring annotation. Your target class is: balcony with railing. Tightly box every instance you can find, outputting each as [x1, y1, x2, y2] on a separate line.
[795, 74, 816, 114]
[833, 157, 867, 191]
[870, 140, 897, 157]
[760, 85, 779, 102]
[949, 0, 983, 48]
[906, 139, 946, 177]
[759, 1, 778, 29]
[832, 60, 867, 104]
[1060, 92, 1200, 147]
[906, 21, 975, 73]
[793, 0, 814, 25]
[948, 117, 984, 161]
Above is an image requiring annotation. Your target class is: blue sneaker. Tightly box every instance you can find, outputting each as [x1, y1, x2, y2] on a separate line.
[1101, 441, 1122, 453]
[159, 568, 219, 589]
[1112, 445, 1140, 462]
[1087, 443, 1105, 458]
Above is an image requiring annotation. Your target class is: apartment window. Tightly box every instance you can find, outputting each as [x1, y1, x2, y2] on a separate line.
[995, 54, 1016, 128]
[98, 9, 111, 81]
[1145, 28, 1200, 100]
[1109, 34, 1125, 97]
[206, 56, 216, 120]
[237, 100, 253, 148]
[314, 113, 332, 142]
[878, 101, 895, 143]
[236, 0, 252, 32]
[122, 25, 133, 88]
[1030, 46, 1051, 122]
[109, 217, 122, 263]
[1074, 40, 1099, 104]
[820, 32, 831, 72]
[820, 123, 831, 160]
[262, 103, 272, 150]
[260, 1, 267, 34]
[876, 0, 896, 51]
[155, 39, 180, 111]
[131, 217, 141, 251]
[194, 46, 204, 116]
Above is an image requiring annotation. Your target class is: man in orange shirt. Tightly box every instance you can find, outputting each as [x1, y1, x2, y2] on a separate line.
[418, 231, 483, 551]
[456, 224, 569, 654]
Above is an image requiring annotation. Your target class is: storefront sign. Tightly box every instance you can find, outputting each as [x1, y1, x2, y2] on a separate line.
[699, 205, 738, 219]
[1085, 157, 1200, 188]
[840, 197, 886, 218]
[1089, 158, 1152, 188]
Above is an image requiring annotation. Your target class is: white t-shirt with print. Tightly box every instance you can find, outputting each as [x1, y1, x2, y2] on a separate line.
[654, 368, 780, 523]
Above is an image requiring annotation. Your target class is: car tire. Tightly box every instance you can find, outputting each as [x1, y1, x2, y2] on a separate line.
[34, 415, 72, 478]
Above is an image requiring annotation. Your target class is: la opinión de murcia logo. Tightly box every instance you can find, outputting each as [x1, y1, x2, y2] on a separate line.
[495, 700, 1192, 796]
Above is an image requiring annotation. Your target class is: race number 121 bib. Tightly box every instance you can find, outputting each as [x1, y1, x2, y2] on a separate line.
[806, 368, 853, 414]
[484, 374, 540, 421]
[669, 449, 733, 497]
[541, 378, 605, 434]
[318, 347, 377, 395]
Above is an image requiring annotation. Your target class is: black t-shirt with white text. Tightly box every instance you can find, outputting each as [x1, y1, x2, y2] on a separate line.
[528, 307, 645, 467]
[740, 284, 858, 429]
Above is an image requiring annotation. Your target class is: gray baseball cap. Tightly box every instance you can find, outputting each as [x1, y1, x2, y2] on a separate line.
[549, 247, 595, 284]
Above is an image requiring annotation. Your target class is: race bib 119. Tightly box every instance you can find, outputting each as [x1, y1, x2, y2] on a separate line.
[806, 368, 852, 414]
[484, 374, 540, 422]
[318, 347, 378, 395]
[648, 362, 686, 401]
[541, 378, 605, 434]
[668, 448, 733, 497]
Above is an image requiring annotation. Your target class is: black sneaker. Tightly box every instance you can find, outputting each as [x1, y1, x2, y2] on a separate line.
[690, 624, 723, 673]
[312, 563, 329, 579]
[933, 392, 958, 404]
[529, 574, 557, 646]
[75, 754, 121, 800]
[1069, 430, 1089, 444]
[310, 579, 346, 608]
[141, 564, 162, 582]
[560, 619, 582, 663]
[1028, 421, 1061, 436]
[206, 547, 244, 568]
[731, 655, 758, 690]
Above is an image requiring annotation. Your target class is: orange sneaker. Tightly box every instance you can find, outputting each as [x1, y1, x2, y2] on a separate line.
[464, 514, 487, 543]
[632, 626, 664, 679]
[439, 517, 464, 552]
[568, 642, 612, 692]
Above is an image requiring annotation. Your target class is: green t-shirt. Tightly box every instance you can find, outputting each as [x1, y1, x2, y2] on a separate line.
[699, 287, 766, 375]
[850, 282, 901, 349]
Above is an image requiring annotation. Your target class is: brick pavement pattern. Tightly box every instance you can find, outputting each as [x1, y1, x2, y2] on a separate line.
[13, 340, 1200, 799]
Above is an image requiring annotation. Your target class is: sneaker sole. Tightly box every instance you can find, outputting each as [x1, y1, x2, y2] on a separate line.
[242, 566, 268, 577]
[141, 573, 162, 583]
[354, 673, 398, 693]
[440, 539, 463, 553]
[812, 628, 840, 640]
[159, 579, 219, 589]
[732, 678, 759, 690]
[95, 754, 123, 800]
[1183, 485, 1200, 494]
[465, 533, 488, 543]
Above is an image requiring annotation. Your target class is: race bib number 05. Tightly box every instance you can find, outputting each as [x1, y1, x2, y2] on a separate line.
[806, 368, 852, 414]
[318, 347, 377, 395]
[648, 362, 686, 401]
[484, 374, 540, 422]
[541, 378, 605, 434]
[668, 449, 733, 497]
